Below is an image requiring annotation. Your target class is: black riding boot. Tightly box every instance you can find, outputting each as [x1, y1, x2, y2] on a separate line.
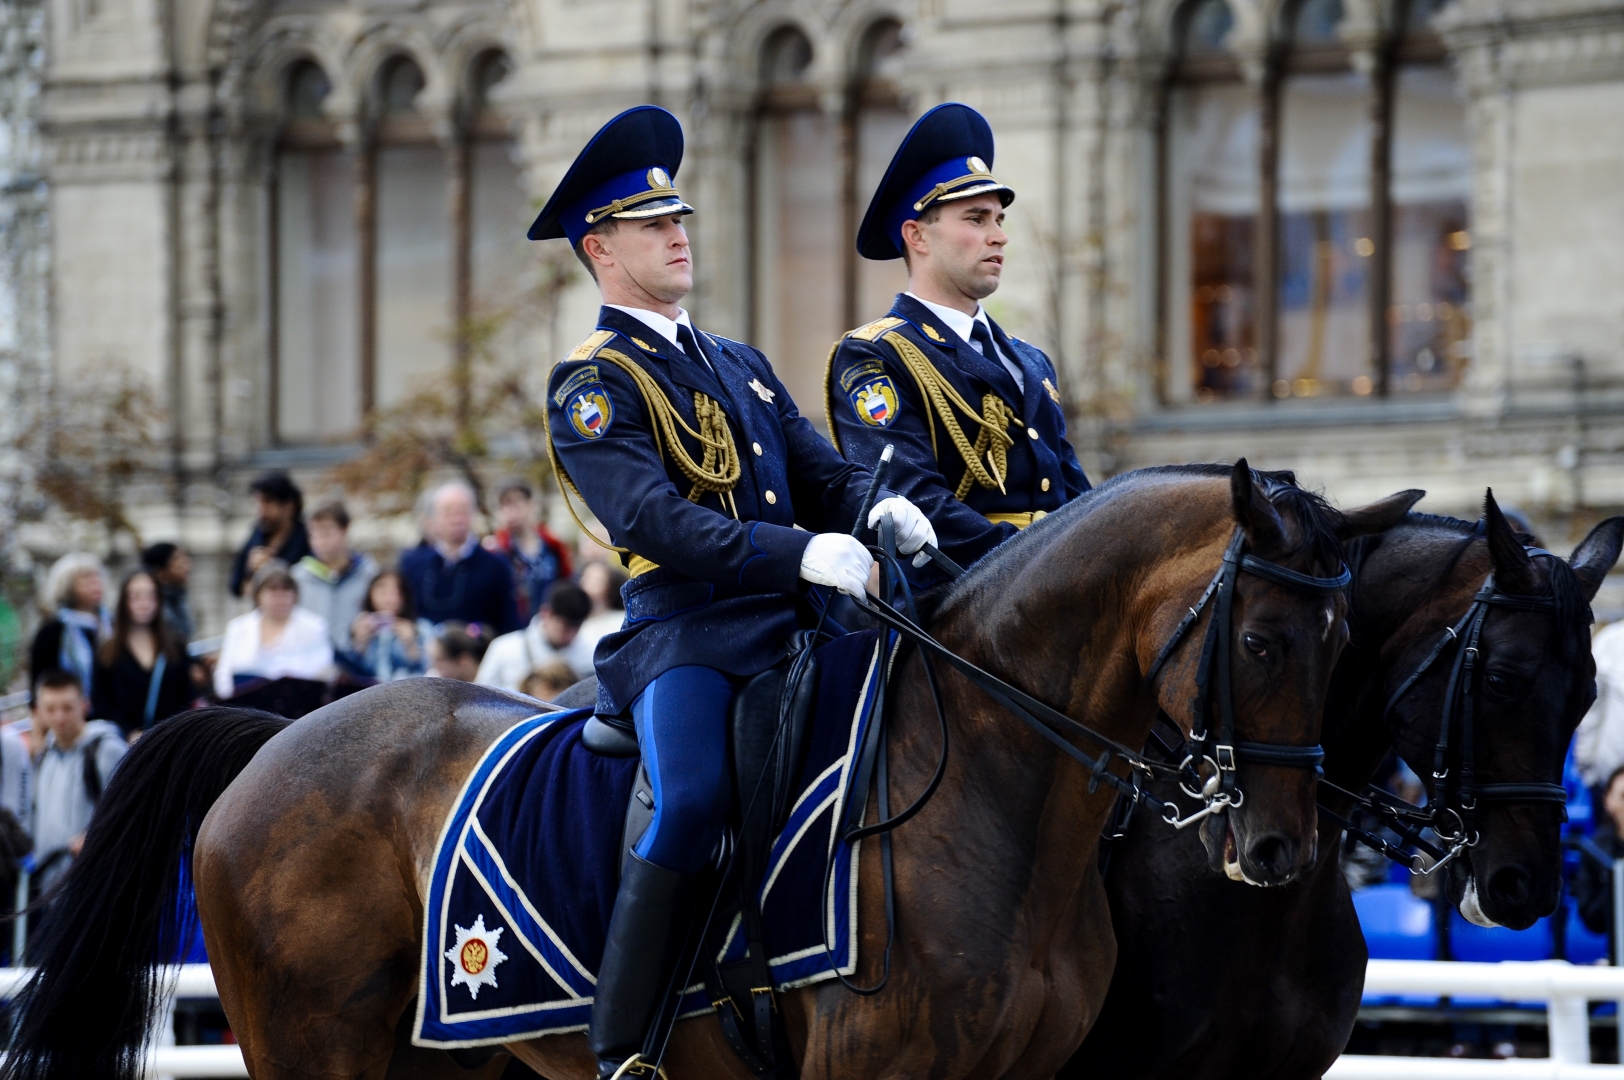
[590, 851, 686, 1079]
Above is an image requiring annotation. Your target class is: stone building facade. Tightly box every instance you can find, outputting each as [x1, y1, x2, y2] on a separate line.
[33, 0, 1624, 627]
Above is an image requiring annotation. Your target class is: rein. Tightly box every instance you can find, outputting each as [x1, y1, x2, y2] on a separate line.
[847, 520, 1348, 837]
[1322, 549, 1571, 876]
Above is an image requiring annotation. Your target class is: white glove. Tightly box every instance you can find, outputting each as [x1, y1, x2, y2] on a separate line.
[799, 533, 874, 598]
[869, 496, 939, 567]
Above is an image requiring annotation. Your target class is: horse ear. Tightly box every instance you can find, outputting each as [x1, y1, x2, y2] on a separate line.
[1332, 489, 1426, 540]
[1484, 489, 1538, 595]
[1230, 458, 1286, 553]
[1569, 516, 1624, 603]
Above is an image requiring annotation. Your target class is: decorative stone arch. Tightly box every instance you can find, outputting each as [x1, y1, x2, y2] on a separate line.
[235, 21, 347, 126]
[724, 7, 826, 91]
[436, 15, 517, 120]
[829, 4, 909, 86]
[345, 20, 448, 124]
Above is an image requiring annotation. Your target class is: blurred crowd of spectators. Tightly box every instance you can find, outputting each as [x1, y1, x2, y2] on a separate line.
[8, 469, 626, 893]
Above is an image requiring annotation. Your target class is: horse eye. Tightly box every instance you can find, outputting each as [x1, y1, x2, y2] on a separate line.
[1243, 633, 1269, 659]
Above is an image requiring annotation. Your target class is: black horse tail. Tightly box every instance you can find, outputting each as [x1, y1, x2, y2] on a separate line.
[2, 706, 290, 1080]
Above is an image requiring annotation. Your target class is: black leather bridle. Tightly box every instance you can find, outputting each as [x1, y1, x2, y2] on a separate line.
[1321, 550, 1572, 875]
[848, 523, 1350, 835]
[1145, 529, 1345, 819]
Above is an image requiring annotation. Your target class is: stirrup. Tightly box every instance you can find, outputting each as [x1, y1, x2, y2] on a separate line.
[607, 1054, 669, 1080]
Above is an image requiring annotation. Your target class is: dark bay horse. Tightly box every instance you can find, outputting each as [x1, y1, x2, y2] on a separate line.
[5, 463, 1415, 1080]
[1063, 493, 1624, 1080]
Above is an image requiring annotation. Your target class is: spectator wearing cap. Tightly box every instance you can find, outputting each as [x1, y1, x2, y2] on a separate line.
[31, 668, 127, 891]
[92, 570, 195, 738]
[229, 471, 312, 598]
[292, 501, 378, 660]
[476, 581, 594, 692]
[29, 553, 109, 703]
[399, 482, 520, 635]
[485, 480, 573, 624]
[214, 562, 333, 697]
[140, 542, 196, 645]
[428, 623, 491, 682]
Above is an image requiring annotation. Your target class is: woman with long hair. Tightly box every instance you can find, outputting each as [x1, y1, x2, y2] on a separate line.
[28, 553, 109, 702]
[346, 570, 432, 681]
[92, 570, 196, 738]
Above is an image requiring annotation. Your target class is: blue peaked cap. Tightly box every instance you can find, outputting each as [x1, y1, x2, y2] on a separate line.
[856, 103, 1015, 261]
[528, 106, 694, 246]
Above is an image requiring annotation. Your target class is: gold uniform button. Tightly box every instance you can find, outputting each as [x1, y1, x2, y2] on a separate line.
[1027, 427, 1040, 440]
[1041, 478, 1051, 492]
[752, 442, 763, 456]
[765, 490, 777, 505]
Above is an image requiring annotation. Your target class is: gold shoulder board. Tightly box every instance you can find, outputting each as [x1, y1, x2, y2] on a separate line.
[567, 329, 616, 361]
[846, 316, 906, 343]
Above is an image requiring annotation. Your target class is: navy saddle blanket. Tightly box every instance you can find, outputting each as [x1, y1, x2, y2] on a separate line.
[414, 629, 893, 1049]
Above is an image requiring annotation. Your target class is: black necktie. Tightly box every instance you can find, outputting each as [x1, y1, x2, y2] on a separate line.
[675, 324, 711, 373]
[969, 320, 997, 363]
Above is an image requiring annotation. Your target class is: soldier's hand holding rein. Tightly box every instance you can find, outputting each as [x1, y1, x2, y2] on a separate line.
[800, 534, 876, 598]
[868, 497, 938, 568]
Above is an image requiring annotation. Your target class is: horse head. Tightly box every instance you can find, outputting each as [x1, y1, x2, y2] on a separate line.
[1181, 462, 1421, 888]
[1385, 491, 1624, 930]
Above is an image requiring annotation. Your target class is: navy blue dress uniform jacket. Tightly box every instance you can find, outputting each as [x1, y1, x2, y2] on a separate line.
[549, 306, 876, 716]
[826, 293, 1089, 570]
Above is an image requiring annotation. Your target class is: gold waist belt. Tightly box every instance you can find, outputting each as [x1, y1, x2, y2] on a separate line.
[627, 555, 660, 579]
[985, 511, 1046, 529]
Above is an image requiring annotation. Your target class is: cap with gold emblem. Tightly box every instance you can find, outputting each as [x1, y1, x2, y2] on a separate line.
[527, 105, 695, 246]
[856, 102, 1016, 261]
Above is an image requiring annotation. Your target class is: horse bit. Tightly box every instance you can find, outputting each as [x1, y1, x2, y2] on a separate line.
[1320, 549, 1571, 877]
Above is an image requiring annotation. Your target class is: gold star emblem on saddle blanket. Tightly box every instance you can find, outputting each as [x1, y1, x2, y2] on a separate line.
[748, 378, 776, 403]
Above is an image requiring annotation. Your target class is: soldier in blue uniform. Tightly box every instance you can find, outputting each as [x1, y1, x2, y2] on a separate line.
[826, 103, 1090, 575]
[531, 106, 936, 1079]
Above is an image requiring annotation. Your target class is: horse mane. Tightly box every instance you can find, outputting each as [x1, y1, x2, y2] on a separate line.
[1348, 513, 1592, 670]
[916, 463, 1343, 626]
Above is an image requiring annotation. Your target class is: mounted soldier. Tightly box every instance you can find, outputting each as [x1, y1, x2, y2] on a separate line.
[826, 103, 1089, 575]
[528, 105, 936, 1080]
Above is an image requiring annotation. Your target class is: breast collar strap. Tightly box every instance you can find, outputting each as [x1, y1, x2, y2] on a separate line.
[1331, 548, 1570, 876]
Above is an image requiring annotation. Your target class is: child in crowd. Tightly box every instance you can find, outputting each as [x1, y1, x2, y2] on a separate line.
[520, 660, 577, 702]
[427, 623, 490, 682]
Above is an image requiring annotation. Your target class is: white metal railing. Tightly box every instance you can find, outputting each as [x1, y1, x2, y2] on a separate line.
[0, 957, 1618, 1076]
[0, 964, 246, 1078]
[1331, 960, 1624, 1078]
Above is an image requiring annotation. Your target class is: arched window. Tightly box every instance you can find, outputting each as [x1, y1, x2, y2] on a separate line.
[1165, 0, 1258, 402]
[1276, 0, 1372, 397]
[464, 50, 528, 374]
[371, 54, 451, 413]
[1161, 0, 1469, 403]
[847, 19, 909, 330]
[1387, 0, 1470, 392]
[752, 26, 839, 412]
[272, 60, 361, 442]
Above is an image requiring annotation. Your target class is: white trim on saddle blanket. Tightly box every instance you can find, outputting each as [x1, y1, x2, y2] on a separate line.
[413, 631, 895, 1050]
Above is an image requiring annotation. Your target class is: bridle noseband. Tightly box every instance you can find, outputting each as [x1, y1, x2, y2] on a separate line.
[1323, 549, 1573, 876]
[1145, 529, 1349, 829]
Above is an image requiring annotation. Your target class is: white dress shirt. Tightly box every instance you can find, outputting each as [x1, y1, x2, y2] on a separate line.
[905, 292, 1025, 392]
[605, 304, 714, 372]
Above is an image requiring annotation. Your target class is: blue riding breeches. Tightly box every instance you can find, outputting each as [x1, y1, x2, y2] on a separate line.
[630, 665, 735, 874]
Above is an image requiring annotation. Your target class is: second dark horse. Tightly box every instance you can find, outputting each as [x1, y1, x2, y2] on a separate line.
[1064, 492, 1624, 1080]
